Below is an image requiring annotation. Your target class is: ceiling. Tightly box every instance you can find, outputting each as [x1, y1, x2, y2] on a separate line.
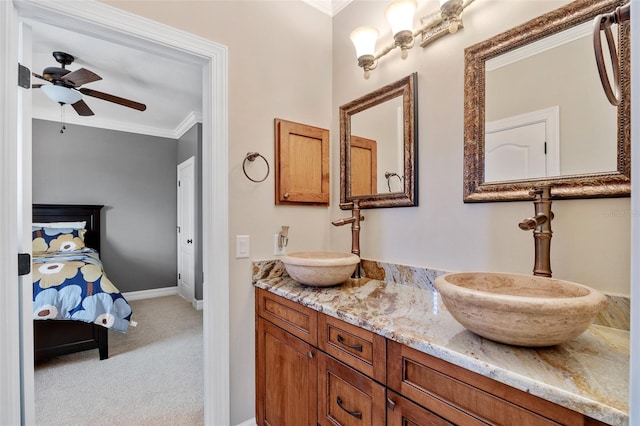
[29, 20, 203, 139]
[28, 1, 352, 139]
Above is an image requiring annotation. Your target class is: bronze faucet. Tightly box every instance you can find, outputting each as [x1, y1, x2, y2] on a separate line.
[519, 185, 554, 277]
[332, 200, 365, 278]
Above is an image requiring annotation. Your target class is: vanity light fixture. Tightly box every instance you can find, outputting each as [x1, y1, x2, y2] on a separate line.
[350, 0, 477, 79]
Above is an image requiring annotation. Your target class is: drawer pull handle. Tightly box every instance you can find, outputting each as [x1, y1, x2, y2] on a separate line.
[336, 396, 362, 419]
[307, 351, 313, 359]
[337, 334, 363, 352]
[387, 397, 396, 411]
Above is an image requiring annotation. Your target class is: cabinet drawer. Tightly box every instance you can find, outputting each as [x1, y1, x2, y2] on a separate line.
[387, 340, 588, 426]
[256, 288, 317, 345]
[318, 313, 386, 383]
[386, 390, 454, 426]
[318, 352, 386, 426]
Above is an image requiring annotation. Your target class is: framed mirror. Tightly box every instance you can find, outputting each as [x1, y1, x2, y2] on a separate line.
[463, 0, 630, 202]
[340, 73, 417, 209]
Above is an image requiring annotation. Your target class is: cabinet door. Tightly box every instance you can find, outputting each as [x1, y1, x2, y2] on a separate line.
[386, 391, 454, 426]
[275, 118, 330, 205]
[318, 352, 385, 426]
[256, 318, 317, 426]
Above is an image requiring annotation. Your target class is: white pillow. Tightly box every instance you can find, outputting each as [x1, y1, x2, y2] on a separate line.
[32, 221, 86, 230]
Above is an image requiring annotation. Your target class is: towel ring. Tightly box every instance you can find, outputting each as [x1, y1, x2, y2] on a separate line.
[243, 152, 270, 183]
[593, 3, 630, 106]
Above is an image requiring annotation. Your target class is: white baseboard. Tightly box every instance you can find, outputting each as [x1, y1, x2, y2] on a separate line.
[194, 299, 203, 310]
[123, 286, 179, 301]
[236, 418, 257, 426]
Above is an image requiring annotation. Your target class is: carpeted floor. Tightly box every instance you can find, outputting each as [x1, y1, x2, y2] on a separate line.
[34, 295, 204, 426]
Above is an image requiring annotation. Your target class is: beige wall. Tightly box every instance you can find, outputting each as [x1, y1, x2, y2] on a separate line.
[332, 0, 629, 295]
[104, 0, 631, 423]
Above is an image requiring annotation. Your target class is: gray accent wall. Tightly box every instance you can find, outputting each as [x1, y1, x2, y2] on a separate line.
[32, 119, 178, 293]
[177, 123, 203, 300]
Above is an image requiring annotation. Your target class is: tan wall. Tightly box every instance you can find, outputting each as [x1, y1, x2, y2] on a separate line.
[103, 1, 333, 424]
[332, 0, 629, 296]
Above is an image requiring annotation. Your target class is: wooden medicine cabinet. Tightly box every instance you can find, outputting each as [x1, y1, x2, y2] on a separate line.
[275, 118, 330, 205]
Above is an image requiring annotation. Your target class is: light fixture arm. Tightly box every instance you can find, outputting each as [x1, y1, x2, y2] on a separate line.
[352, 0, 478, 78]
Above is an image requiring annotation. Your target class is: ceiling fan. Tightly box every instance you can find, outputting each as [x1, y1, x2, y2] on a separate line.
[32, 51, 147, 117]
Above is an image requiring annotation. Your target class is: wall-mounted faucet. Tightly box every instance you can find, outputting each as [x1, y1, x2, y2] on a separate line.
[519, 185, 554, 277]
[332, 200, 365, 278]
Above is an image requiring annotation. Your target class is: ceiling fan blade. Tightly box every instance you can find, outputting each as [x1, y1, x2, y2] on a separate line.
[79, 88, 146, 111]
[71, 99, 95, 116]
[32, 72, 51, 82]
[61, 68, 102, 87]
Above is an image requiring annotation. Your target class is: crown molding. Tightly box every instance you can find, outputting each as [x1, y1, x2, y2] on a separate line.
[32, 108, 202, 140]
[302, 0, 352, 16]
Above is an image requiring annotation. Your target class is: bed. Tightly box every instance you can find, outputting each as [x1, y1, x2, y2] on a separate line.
[32, 204, 132, 362]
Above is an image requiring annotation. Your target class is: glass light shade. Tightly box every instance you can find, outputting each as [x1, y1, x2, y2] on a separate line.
[41, 84, 82, 105]
[350, 26, 379, 58]
[385, 0, 417, 36]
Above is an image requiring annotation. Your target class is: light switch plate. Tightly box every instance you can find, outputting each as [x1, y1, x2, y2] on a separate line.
[236, 235, 250, 258]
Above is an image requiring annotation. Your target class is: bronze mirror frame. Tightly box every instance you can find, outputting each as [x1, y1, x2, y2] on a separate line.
[463, 0, 630, 202]
[340, 73, 418, 209]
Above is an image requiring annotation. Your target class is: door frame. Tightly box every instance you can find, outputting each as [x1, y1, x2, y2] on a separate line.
[1, 1, 229, 424]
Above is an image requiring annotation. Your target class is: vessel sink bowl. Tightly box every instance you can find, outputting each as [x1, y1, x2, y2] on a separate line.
[434, 272, 608, 347]
[282, 251, 360, 287]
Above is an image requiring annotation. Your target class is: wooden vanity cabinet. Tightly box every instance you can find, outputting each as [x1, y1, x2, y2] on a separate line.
[256, 288, 609, 426]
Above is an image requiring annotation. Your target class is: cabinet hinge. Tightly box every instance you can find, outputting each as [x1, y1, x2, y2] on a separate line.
[178, 273, 181, 280]
[18, 63, 30, 89]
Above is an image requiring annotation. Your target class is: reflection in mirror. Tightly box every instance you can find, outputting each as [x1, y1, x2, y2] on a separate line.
[485, 21, 617, 181]
[340, 73, 417, 208]
[464, 0, 630, 201]
[350, 96, 404, 195]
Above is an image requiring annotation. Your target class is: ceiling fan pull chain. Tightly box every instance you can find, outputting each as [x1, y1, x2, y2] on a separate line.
[59, 104, 67, 134]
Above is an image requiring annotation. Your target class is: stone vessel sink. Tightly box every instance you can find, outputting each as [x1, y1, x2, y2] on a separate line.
[434, 272, 608, 347]
[282, 251, 360, 287]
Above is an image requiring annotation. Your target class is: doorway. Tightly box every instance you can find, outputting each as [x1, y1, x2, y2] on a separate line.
[2, 1, 229, 424]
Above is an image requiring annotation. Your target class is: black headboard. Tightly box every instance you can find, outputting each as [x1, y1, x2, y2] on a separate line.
[33, 204, 104, 251]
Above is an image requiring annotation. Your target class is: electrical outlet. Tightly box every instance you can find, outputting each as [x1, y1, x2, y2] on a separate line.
[236, 235, 250, 258]
[274, 233, 286, 256]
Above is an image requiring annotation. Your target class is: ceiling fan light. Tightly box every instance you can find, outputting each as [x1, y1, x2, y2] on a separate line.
[41, 84, 82, 105]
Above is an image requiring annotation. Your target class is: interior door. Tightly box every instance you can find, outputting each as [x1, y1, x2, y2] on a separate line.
[177, 157, 195, 303]
[350, 135, 377, 196]
[485, 121, 547, 182]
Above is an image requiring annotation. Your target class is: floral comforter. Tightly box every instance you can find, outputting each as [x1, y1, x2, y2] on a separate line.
[32, 248, 132, 333]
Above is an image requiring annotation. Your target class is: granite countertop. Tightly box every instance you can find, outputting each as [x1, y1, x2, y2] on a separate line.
[255, 275, 629, 426]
